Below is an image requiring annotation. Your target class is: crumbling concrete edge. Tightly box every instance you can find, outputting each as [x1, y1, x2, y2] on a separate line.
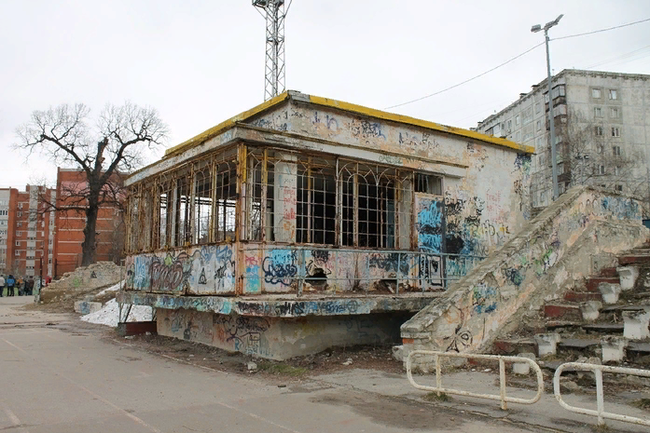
[117, 291, 438, 318]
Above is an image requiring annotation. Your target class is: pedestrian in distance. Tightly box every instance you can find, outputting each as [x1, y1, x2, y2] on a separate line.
[6, 275, 15, 297]
[0, 275, 5, 297]
[25, 277, 34, 296]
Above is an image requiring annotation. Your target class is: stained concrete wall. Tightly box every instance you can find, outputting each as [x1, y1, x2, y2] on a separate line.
[247, 98, 533, 257]
[400, 186, 648, 361]
[157, 308, 406, 360]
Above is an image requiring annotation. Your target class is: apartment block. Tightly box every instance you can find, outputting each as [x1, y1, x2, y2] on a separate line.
[476, 69, 650, 209]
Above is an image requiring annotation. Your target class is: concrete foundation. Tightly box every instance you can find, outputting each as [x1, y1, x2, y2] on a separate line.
[157, 308, 408, 360]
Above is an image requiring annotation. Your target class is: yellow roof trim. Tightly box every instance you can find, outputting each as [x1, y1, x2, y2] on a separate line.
[164, 92, 290, 157]
[163, 90, 533, 158]
[307, 95, 534, 154]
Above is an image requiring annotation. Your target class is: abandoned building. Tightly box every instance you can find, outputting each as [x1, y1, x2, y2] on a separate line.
[119, 90, 538, 359]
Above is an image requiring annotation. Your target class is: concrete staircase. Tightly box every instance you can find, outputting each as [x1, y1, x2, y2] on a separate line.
[493, 244, 650, 367]
[397, 186, 649, 369]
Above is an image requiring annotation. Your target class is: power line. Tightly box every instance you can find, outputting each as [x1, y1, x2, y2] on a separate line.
[552, 17, 650, 41]
[384, 42, 544, 110]
[384, 17, 650, 110]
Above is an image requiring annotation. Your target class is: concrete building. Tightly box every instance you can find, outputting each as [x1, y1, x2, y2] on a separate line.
[0, 185, 56, 278]
[119, 91, 534, 359]
[53, 168, 125, 277]
[476, 70, 650, 211]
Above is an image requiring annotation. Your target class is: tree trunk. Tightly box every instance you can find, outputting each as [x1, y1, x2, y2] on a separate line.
[81, 194, 99, 266]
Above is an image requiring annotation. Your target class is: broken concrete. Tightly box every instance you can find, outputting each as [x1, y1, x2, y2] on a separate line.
[535, 333, 561, 357]
[622, 308, 650, 340]
[601, 336, 627, 363]
[512, 352, 536, 375]
[41, 261, 123, 304]
[617, 265, 639, 291]
[73, 301, 103, 315]
[598, 282, 622, 304]
[580, 300, 602, 321]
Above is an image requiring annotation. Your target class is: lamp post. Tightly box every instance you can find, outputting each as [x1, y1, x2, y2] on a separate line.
[532, 14, 563, 201]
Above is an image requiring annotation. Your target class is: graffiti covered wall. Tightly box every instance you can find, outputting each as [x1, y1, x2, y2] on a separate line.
[247, 100, 533, 258]
[125, 245, 236, 295]
[401, 187, 646, 359]
[157, 308, 404, 360]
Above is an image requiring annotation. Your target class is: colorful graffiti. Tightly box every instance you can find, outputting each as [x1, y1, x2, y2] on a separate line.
[126, 245, 235, 295]
[262, 249, 298, 286]
[416, 198, 443, 253]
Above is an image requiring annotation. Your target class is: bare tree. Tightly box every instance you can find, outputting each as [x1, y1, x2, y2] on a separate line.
[16, 103, 167, 266]
[560, 109, 644, 195]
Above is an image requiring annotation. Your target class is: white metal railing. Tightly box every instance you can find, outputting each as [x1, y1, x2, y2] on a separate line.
[406, 350, 544, 410]
[554, 362, 650, 427]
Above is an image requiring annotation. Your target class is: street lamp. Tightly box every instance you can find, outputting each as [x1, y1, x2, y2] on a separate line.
[532, 14, 563, 201]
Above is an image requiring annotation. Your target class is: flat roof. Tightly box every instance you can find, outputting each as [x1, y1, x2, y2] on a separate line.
[163, 91, 534, 159]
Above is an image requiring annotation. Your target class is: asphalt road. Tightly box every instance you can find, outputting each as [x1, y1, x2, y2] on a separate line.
[0, 296, 547, 433]
[4, 296, 647, 433]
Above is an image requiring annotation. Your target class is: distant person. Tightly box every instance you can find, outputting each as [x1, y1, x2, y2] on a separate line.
[45, 276, 52, 286]
[25, 277, 34, 296]
[6, 275, 15, 297]
[17, 277, 24, 296]
[0, 275, 5, 297]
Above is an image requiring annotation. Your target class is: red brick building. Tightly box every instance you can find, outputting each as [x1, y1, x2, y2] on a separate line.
[53, 168, 125, 277]
[0, 185, 56, 279]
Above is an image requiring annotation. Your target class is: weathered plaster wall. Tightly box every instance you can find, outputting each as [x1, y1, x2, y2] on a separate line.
[242, 245, 443, 294]
[157, 308, 405, 360]
[125, 244, 235, 295]
[400, 186, 647, 362]
[246, 101, 532, 258]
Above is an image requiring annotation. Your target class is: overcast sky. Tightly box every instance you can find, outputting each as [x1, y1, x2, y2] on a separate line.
[2, 0, 649, 189]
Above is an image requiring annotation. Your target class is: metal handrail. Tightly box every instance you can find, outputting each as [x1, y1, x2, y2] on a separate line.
[406, 350, 544, 410]
[554, 362, 650, 427]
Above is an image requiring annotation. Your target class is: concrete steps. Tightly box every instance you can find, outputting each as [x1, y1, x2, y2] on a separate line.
[493, 243, 650, 367]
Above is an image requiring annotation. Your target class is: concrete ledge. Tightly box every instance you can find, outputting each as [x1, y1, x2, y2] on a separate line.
[117, 290, 440, 318]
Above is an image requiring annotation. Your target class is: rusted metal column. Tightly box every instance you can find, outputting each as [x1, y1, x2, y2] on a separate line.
[235, 143, 247, 295]
[261, 148, 268, 242]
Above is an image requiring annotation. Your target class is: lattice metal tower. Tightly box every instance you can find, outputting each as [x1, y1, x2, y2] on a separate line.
[252, 0, 288, 101]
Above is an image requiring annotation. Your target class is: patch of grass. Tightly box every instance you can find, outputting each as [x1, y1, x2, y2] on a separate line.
[423, 392, 451, 402]
[258, 362, 307, 377]
[632, 398, 650, 411]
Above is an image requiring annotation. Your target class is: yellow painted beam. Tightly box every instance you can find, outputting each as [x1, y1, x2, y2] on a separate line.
[163, 90, 534, 160]
[308, 95, 535, 154]
[164, 92, 290, 158]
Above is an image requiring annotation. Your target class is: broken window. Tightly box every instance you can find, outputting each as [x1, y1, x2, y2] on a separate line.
[415, 173, 442, 195]
[193, 164, 213, 244]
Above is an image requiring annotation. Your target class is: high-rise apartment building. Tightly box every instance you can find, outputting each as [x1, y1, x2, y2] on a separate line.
[476, 69, 650, 210]
[0, 185, 55, 278]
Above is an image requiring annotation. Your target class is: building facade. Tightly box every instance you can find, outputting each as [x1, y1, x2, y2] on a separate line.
[0, 185, 56, 278]
[53, 168, 125, 277]
[120, 90, 534, 359]
[476, 70, 650, 209]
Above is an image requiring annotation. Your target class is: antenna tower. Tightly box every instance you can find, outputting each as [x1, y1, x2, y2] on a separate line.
[252, 0, 290, 101]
